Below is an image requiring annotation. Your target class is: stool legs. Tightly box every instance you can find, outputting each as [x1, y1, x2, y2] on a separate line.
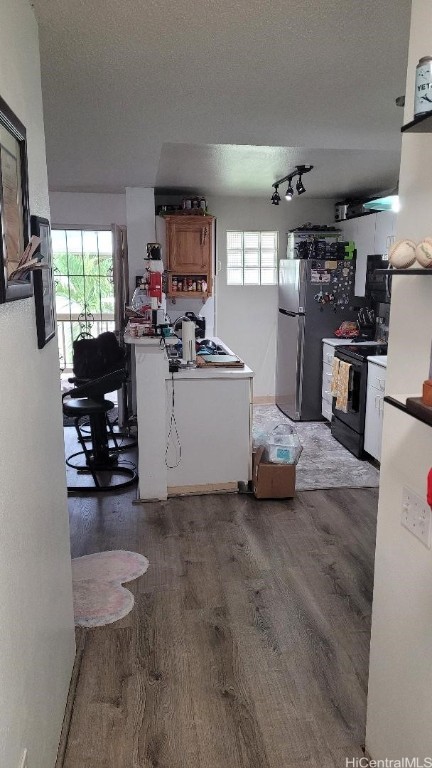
[89, 412, 117, 467]
[67, 413, 137, 493]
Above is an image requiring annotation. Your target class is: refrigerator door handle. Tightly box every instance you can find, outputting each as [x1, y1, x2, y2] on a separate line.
[295, 315, 306, 418]
[279, 308, 305, 317]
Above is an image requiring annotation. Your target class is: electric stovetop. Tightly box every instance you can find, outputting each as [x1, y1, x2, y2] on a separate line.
[336, 343, 388, 362]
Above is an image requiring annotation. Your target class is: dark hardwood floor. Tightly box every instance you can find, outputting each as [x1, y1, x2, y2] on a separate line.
[63, 485, 378, 768]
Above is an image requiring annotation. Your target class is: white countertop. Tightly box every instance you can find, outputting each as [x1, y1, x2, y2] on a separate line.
[322, 338, 355, 347]
[125, 332, 253, 379]
[124, 333, 162, 347]
[322, 338, 383, 348]
[171, 336, 253, 380]
[367, 355, 387, 368]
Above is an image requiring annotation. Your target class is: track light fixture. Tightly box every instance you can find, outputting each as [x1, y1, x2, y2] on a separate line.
[271, 164, 313, 204]
[296, 176, 306, 195]
[285, 183, 294, 201]
[271, 186, 281, 205]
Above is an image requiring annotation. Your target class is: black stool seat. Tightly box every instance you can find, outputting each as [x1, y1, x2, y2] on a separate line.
[63, 398, 114, 416]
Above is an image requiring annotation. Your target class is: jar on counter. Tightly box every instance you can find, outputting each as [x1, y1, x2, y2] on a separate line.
[177, 279, 183, 292]
[187, 278, 193, 291]
[192, 280, 197, 291]
[172, 277, 178, 291]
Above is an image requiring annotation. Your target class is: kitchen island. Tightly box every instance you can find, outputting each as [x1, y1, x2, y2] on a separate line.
[125, 334, 253, 500]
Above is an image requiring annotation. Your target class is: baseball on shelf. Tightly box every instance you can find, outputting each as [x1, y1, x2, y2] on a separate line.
[415, 238, 432, 268]
[388, 239, 417, 269]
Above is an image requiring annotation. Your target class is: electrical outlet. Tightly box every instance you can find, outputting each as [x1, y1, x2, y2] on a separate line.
[18, 749, 28, 768]
[402, 488, 431, 548]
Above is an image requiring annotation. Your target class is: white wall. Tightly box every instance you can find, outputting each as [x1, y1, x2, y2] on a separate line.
[49, 190, 126, 227]
[126, 187, 156, 294]
[209, 195, 336, 399]
[0, 3, 75, 768]
[366, 0, 432, 760]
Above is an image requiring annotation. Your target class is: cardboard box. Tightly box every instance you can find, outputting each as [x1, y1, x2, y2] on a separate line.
[252, 447, 296, 499]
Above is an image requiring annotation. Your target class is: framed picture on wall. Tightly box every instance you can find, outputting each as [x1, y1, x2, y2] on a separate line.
[30, 215, 56, 348]
[0, 95, 31, 303]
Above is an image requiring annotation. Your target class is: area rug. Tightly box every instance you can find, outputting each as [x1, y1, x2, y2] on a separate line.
[253, 405, 380, 491]
[72, 550, 149, 627]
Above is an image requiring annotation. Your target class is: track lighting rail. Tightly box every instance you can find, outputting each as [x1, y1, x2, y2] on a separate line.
[271, 164, 314, 204]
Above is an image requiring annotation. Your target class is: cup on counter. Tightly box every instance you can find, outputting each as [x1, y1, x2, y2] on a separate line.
[129, 324, 139, 337]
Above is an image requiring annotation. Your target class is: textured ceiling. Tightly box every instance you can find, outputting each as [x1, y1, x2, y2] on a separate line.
[31, 0, 411, 196]
[156, 144, 401, 198]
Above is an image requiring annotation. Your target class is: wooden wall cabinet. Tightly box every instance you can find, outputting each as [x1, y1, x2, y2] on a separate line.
[164, 215, 214, 298]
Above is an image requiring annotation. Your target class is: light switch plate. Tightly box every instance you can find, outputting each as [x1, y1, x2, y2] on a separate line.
[401, 487, 431, 548]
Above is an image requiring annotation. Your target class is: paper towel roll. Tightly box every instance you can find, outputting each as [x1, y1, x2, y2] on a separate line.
[182, 319, 196, 362]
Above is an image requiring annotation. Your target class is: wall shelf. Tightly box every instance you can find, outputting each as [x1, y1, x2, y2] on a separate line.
[375, 268, 432, 275]
[168, 291, 207, 299]
[384, 395, 432, 428]
[401, 113, 432, 133]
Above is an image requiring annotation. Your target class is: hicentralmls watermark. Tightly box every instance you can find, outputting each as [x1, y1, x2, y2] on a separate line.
[346, 759, 432, 768]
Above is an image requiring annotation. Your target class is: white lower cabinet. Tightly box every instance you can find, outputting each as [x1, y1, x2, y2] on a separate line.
[364, 360, 386, 461]
[321, 340, 354, 421]
[322, 343, 335, 420]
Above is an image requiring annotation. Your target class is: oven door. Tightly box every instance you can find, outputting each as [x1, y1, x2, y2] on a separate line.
[332, 351, 367, 433]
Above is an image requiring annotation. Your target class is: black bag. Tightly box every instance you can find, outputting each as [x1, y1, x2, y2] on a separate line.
[73, 332, 125, 380]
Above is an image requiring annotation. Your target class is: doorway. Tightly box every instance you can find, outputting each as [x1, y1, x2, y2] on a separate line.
[51, 229, 115, 375]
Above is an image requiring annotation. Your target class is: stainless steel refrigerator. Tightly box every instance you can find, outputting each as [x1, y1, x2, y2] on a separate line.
[276, 258, 357, 421]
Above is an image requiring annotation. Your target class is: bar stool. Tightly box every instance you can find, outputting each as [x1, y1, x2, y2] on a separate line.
[62, 369, 137, 493]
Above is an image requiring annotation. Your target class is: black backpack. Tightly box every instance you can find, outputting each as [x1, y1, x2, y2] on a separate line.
[73, 332, 125, 380]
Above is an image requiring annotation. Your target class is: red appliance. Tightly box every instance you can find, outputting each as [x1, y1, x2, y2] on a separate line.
[148, 271, 162, 302]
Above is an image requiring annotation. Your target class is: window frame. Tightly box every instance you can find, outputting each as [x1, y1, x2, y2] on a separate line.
[226, 230, 278, 286]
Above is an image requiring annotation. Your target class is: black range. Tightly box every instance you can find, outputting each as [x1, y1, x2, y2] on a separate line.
[331, 343, 388, 458]
[336, 344, 388, 361]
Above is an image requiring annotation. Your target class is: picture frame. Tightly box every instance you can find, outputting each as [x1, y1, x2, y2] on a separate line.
[30, 215, 56, 349]
[0, 95, 31, 303]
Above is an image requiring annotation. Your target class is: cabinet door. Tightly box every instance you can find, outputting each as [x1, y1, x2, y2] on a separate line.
[354, 214, 376, 296]
[374, 211, 396, 258]
[322, 343, 335, 367]
[167, 218, 212, 273]
[322, 361, 333, 403]
[364, 385, 384, 461]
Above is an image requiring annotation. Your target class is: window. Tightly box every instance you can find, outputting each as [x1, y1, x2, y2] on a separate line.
[226, 231, 278, 285]
[52, 229, 115, 369]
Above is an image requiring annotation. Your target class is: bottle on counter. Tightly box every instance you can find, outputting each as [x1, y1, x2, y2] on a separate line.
[172, 277, 178, 292]
[415, 56, 432, 117]
[177, 279, 183, 292]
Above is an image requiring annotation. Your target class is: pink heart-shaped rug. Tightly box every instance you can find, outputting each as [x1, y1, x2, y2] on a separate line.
[72, 550, 149, 628]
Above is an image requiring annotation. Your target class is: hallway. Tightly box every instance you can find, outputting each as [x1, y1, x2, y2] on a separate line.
[61, 487, 377, 767]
